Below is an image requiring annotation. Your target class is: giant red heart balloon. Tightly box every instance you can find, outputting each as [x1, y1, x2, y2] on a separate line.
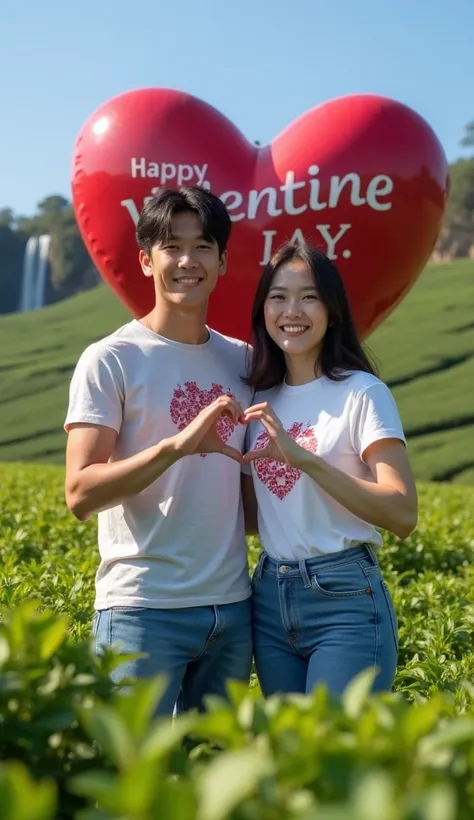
[71, 88, 448, 341]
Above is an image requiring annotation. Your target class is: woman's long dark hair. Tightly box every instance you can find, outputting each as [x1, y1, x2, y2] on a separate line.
[245, 242, 378, 391]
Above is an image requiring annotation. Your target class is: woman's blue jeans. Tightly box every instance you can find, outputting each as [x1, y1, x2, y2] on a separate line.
[251, 544, 398, 698]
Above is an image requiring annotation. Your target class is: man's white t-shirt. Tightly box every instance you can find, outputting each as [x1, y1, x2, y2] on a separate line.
[64, 319, 254, 610]
[245, 371, 406, 559]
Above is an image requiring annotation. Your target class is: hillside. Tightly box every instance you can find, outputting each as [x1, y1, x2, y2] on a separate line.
[0, 259, 473, 483]
[368, 259, 474, 485]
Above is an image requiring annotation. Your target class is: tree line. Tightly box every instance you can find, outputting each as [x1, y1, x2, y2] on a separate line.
[1, 123, 473, 315]
[435, 122, 474, 259]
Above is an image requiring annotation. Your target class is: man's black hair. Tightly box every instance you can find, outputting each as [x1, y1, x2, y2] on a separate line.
[136, 186, 231, 257]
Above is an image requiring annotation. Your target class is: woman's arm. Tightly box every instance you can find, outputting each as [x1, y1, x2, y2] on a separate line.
[242, 402, 418, 539]
[296, 438, 418, 538]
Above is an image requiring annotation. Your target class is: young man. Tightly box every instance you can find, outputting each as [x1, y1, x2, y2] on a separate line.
[64, 186, 254, 715]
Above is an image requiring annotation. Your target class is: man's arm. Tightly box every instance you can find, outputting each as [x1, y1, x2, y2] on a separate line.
[65, 394, 245, 522]
[65, 423, 180, 521]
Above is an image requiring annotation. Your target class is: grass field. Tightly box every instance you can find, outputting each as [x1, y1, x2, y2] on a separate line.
[0, 259, 473, 482]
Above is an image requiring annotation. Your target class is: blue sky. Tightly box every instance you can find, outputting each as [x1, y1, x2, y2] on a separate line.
[1, 0, 471, 216]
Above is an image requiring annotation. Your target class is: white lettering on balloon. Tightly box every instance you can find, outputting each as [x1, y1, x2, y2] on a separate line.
[259, 225, 352, 263]
[121, 162, 394, 263]
[130, 158, 209, 186]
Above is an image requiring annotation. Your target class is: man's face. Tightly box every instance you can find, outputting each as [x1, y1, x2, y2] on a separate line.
[139, 211, 227, 308]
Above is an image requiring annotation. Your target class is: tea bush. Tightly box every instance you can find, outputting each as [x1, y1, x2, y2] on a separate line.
[2, 603, 474, 819]
[2, 462, 474, 818]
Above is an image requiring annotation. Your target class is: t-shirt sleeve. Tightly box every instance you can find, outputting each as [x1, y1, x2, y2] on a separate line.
[64, 343, 124, 433]
[350, 382, 406, 461]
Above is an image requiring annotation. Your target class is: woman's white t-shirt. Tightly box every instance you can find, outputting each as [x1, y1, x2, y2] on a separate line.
[245, 371, 406, 559]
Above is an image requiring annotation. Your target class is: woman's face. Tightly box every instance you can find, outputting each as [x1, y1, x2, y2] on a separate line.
[263, 259, 329, 364]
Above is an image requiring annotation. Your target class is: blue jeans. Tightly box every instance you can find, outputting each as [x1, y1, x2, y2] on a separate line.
[251, 545, 398, 697]
[92, 599, 252, 716]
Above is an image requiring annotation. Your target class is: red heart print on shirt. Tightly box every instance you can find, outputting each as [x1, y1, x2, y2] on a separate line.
[170, 382, 236, 455]
[253, 422, 318, 500]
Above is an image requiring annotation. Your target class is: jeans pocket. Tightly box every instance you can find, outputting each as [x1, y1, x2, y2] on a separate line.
[380, 580, 399, 652]
[311, 561, 372, 598]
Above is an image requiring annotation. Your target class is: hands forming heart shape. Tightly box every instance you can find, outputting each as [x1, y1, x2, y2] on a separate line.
[173, 393, 312, 469]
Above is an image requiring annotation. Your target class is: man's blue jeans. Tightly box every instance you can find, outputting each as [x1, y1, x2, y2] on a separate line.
[93, 599, 252, 715]
[251, 545, 398, 697]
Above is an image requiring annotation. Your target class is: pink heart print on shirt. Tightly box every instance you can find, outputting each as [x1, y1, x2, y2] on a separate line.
[253, 422, 318, 500]
[170, 381, 236, 456]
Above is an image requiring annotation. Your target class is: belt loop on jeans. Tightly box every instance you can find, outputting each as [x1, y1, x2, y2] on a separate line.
[255, 552, 265, 580]
[298, 559, 312, 588]
[364, 543, 379, 566]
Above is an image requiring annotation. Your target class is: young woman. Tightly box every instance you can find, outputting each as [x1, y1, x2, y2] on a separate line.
[241, 241, 417, 697]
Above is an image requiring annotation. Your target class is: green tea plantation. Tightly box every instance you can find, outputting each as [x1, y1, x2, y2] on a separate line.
[2, 462, 474, 819]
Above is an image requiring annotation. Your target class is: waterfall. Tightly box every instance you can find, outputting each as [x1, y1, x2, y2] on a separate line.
[18, 234, 50, 311]
[34, 235, 51, 310]
[19, 237, 38, 312]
